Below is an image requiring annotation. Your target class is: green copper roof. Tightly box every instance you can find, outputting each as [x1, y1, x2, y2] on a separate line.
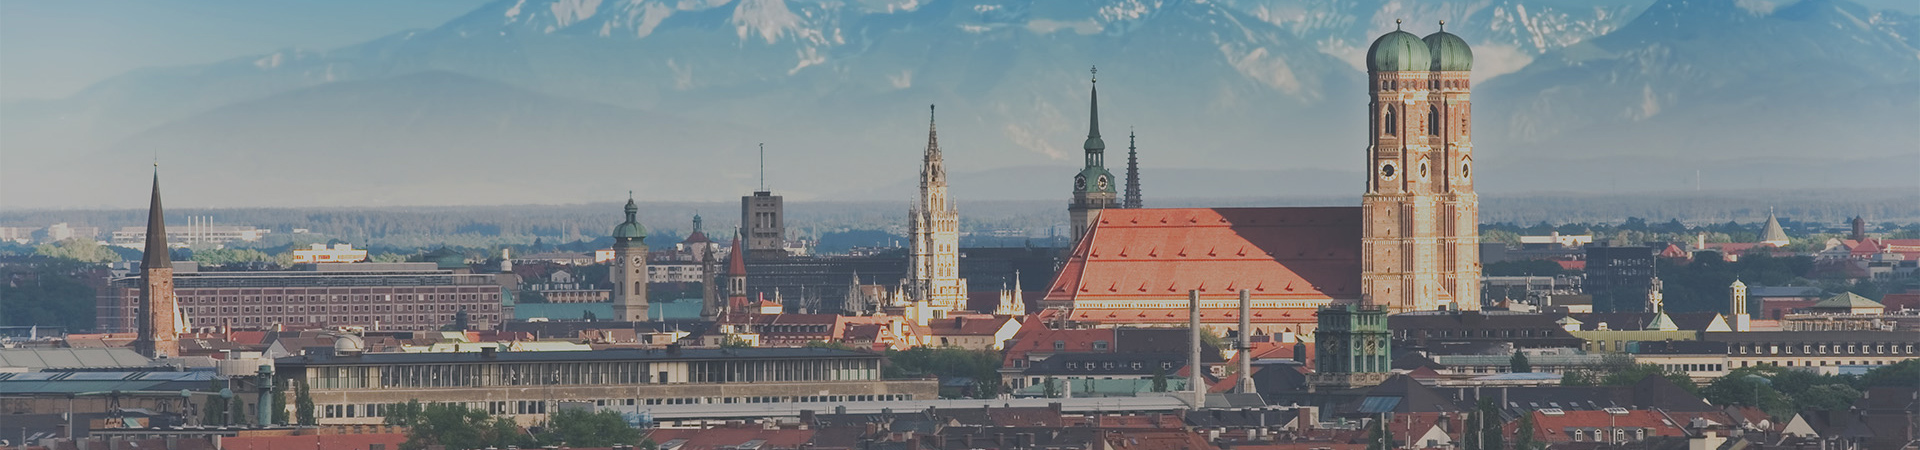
[611, 198, 647, 240]
[1085, 83, 1105, 151]
[1646, 312, 1679, 331]
[1078, 167, 1117, 194]
[1812, 292, 1883, 309]
[1367, 30, 1431, 72]
[1424, 31, 1472, 71]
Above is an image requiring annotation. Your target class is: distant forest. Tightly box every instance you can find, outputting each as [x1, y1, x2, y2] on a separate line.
[3, 190, 1914, 254]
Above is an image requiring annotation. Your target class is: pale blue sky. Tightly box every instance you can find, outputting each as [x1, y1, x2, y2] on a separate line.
[0, 0, 492, 100]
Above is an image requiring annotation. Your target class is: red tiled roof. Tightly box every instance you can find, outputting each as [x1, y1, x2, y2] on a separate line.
[218, 433, 406, 450]
[644, 427, 814, 450]
[1064, 308, 1319, 326]
[1556, 260, 1586, 271]
[925, 316, 1016, 336]
[1045, 207, 1362, 304]
[1001, 319, 1115, 366]
[1506, 410, 1686, 443]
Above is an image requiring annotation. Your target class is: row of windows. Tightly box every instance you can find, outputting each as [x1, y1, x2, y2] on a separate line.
[309, 359, 881, 390]
[1061, 361, 1174, 371]
[1736, 359, 1908, 368]
[1732, 343, 1916, 356]
[1656, 363, 1724, 372]
[1376, 79, 1468, 90]
[1567, 428, 1646, 443]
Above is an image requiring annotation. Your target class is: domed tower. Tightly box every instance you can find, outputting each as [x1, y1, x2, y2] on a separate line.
[1427, 23, 1480, 313]
[1360, 21, 1478, 313]
[1069, 67, 1119, 249]
[610, 194, 650, 322]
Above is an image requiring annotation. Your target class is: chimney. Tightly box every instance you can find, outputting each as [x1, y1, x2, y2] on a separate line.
[1190, 289, 1205, 408]
[1238, 289, 1254, 394]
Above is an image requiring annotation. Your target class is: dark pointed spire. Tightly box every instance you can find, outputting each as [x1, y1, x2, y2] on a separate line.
[1084, 67, 1105, 153]
[142, 169, 169, 269]
[1124, 129, 1142, 209]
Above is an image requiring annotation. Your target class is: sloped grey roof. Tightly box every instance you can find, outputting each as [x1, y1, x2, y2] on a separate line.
[0, 348, 151, 371]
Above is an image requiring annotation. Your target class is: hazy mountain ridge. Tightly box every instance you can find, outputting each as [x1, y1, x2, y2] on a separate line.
[2, 0, 1915, 208]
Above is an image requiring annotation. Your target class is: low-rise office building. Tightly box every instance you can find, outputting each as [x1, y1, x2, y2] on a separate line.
[276, 346, 935, 425]
[99, 263, 506, 333]
[1703, 330, 1919, 369]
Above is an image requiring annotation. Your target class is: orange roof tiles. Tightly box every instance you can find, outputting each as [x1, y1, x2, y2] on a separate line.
[218, 433, 406, 450]
[1045, 207, 1361, 304]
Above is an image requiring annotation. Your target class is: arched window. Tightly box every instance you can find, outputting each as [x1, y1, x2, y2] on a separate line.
[1384, 107, 1397, 136]
[1429, 107, 1441, 136]
[634, 281, 643, 295]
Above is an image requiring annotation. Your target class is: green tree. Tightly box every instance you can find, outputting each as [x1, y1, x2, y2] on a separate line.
[1043, 377, 1058, 398]
[1510, 352, 1532, 373]
[719, 335, 753, 348]
[34, 239, 121, 263]
[1513, 412, 1540, 450]
[1701, 371, 1793, 418]
[203, 392, 228, 425]
[535, 409, 640, 447]
[295, 381, 317, 425]
[442, 310, 471, 331]
[270, 383, 289, 425]
[1859, 359, 1918, 388]
[1793, 384, 1862, 413]
[804, 340, 855, 351]
[0, 262, 98, 331]
[1367, 416, 1392, 450]
[1460, 399, 1506, 450]
[385, 401, 527, 450]
[1151, 367, 1169, 393]
[883, 347, 1002, 399]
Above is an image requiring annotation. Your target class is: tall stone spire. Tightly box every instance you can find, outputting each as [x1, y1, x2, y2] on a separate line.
[133, 169, 180, 359]
[908, 105, 966, 313]
[1124, 129, 1142, 209]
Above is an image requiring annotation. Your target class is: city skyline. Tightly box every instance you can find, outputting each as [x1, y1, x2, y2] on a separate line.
[3, 0, 1916, 209]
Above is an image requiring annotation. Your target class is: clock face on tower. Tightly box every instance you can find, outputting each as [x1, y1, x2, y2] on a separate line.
[1380, 162, 1398, 180]
[1097, 175, 1110, 190]
[1075, 175, 1087, 191]
[632, 257, 643, 265]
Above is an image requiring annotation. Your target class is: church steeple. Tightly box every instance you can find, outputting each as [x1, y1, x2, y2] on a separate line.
[142, 171, 170, 269]
[1083, 67, 1106, 164]
[1124, 129, 1142, 209]
[1069, 67, 1120, 249]
[133, 167, 180, 359]
[908, 105, 967, 313]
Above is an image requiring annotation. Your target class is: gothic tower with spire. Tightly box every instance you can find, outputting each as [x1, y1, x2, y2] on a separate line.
[1124, 130, 1143, 209]
[1359, 21, 1480, 313]
[908, 105, 969, 313]
[610, 195, 650, 321]
[1069, 68, 1119, 249]
[132, 170, 180, 359]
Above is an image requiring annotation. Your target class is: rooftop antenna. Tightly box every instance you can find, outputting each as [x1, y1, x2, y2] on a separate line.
[758, 143, 766, 192]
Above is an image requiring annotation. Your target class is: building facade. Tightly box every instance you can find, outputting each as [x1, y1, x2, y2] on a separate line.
[741, 191, 787, 259]
[906, 107, 969, 313]
[1067, 70, 1119, 249]
[277, 348, 935, 425]
[1358, 24, 1480, 314]
[100, 263, 506, 333]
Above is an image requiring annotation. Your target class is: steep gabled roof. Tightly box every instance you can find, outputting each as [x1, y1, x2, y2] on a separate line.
[1812, 292, 1883, 309]
[1045, 207, 1361, 317]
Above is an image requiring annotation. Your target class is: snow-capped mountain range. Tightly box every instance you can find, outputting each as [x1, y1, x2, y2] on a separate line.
[2, 0, 1913, 208]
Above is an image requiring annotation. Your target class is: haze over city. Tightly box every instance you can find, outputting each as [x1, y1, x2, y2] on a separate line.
[2, 1, 1918, 450]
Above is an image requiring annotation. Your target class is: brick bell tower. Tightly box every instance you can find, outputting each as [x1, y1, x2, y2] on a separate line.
[1360, 20, 1480, 313]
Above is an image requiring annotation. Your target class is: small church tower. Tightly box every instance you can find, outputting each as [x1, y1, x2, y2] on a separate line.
[610, 195, 650, 322]
[1729, 279, 1750, 332]
[1069, 67, 1119, 249]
